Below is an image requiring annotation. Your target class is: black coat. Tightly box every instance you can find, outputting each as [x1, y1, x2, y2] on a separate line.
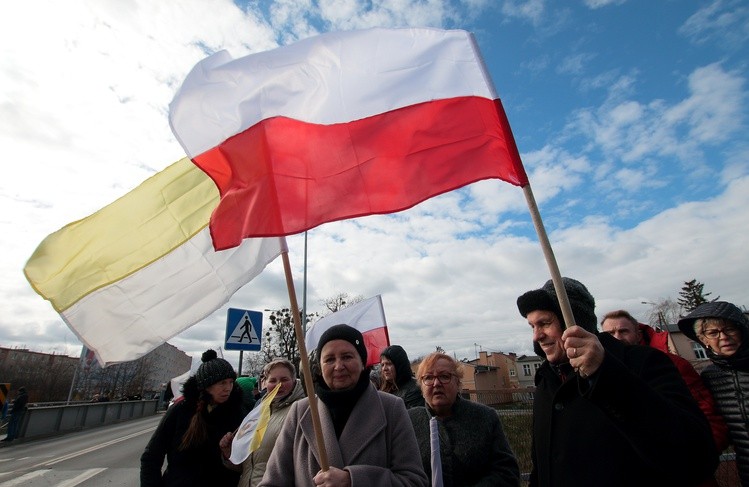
[11, 391, 28, 415]
[531, 333, 718, 487]
[140, 377, 245, 487]
[701, 363, 749, 486]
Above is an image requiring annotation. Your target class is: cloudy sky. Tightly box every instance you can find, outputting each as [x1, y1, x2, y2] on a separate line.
[2, 0, 747, 369]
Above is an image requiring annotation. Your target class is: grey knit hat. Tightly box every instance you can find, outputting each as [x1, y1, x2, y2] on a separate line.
[195, 349, 236, 390]
[678, 301, 749, 342]
[517, 277, 598, 333]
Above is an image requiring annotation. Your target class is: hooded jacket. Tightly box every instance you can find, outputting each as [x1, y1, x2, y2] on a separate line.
[380, 345, 424, 409]
[140, 376, 246, 487]
[679, 302, 749, 486]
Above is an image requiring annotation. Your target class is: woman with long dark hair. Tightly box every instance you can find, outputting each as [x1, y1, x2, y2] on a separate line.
[140, 349, 245, 487]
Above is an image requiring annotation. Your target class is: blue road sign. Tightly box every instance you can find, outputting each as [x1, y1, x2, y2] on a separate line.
[225, 308, 263, 351]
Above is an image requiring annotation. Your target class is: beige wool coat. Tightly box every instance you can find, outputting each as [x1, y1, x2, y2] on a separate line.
[258, 383, 428, 487]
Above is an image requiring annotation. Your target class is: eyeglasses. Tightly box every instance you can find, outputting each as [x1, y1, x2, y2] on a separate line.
[701, 326, 740, 339]
[420, 374, 454, 385]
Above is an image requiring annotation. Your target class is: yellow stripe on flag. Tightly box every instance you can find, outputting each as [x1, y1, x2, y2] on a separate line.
[22, 158, 283, 365]
[24, 158, 218, 312]
[250, 383, 281, 453]
[230, 383, 282, 465]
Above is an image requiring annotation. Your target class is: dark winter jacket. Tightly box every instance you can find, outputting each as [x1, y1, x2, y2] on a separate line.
[678, 301, 749, 486]
[11, 390, 28, 415]
[408, 396, 520, 486]
[531, 333, 718, 487]
[380, 345, 425, 409]
[140, 376, 246, 487]
[701, 362, 749, 486]
[638, 323, 729, 451]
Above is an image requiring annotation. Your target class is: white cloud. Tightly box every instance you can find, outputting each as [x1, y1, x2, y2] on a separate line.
[501, 0, 546, 25]
[679, 0, 749, 47]
[665, 63, 746, 144]
[568, 63, 745, 173]
[581, 0, 626, 9]
[1, 0, 747, 369]
[556, 52, 596, 76]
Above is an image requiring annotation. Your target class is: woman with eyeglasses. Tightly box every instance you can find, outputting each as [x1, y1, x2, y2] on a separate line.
[679, 301, 749, 486]
[407, 352, 520, 486]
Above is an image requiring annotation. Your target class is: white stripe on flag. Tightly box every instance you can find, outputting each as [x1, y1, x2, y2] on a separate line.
[430, 416, 444, 487]
[305, 295, 386, 351]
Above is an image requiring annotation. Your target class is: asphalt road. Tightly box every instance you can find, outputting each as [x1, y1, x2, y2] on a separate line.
[0, 413, 163, 486]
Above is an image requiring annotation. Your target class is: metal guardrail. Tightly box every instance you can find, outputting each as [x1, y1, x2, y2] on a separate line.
[15, 399, 159, 442]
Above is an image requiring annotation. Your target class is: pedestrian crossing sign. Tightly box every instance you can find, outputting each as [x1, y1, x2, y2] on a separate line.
[225, 308, 263, 351]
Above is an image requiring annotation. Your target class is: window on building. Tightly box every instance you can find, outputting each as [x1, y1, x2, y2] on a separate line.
[509, 368, 516, 377]
[533, 362, 541, 371]
[523, 364, 531, 376]
[692, 342, 708, 360]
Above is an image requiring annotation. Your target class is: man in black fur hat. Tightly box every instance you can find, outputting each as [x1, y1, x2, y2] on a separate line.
[517, 277, 718, 487]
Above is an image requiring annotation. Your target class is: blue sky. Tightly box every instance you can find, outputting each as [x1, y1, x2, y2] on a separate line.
[1, 0, 747, 366]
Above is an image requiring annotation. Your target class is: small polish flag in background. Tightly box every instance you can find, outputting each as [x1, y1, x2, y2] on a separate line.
[305, 295, 389, 367]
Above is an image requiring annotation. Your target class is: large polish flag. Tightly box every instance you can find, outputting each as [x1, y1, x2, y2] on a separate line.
[305, 295, 389, 368]
[169, 27, 529, 251]
[24, 158, 283, 366]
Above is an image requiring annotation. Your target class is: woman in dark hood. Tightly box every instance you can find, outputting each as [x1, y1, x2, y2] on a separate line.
[140, 349, 246, 487]
[379, 345, 424, 409]
[679, 301, 749, 486]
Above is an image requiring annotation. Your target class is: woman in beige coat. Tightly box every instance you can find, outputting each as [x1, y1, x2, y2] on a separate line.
[259, 324, 428, 487]
[221, 358, 306, 486]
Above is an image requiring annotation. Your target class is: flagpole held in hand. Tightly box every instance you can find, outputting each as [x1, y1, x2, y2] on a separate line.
[279, 237, 330, 471]
[522, 183, 576, 329]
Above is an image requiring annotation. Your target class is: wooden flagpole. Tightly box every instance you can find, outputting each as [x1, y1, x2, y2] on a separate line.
[522, 184, 577, 329]
[469, 31, 577, 329]
[278, 237, 330, 470]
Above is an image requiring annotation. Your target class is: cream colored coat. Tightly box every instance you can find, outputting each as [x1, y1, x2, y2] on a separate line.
[258, 383, 428, 487]
[238, 380, 306, 487]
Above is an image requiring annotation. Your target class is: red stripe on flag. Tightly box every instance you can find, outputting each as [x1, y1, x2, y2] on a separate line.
[193, 96, 528, 250]
[362, 326, 390, 368]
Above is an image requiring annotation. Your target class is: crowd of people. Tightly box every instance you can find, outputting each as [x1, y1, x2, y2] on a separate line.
[137, 278, 747, 487]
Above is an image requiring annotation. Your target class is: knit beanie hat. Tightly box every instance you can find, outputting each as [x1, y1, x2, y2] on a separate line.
[678, 301, 749, 342]
[195, 349, 236, 390]
[316, 324, 367, 366]
[517, 277, 598, 333]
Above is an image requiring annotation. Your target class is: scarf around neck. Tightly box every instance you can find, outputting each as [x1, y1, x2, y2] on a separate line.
[315, 370, 370, 438]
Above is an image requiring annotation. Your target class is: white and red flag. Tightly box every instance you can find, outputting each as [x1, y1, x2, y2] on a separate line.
[169, 27, 528, 250]
[305, 295, 389, 368]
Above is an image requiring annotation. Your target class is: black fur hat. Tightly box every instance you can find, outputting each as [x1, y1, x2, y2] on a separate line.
[517, 277, 597, 333]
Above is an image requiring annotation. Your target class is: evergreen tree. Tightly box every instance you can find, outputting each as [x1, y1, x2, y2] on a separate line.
[677, 279, 715, 312]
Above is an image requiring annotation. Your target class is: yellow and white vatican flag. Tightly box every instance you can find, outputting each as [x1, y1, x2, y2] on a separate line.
[229, 383, 282, 465]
